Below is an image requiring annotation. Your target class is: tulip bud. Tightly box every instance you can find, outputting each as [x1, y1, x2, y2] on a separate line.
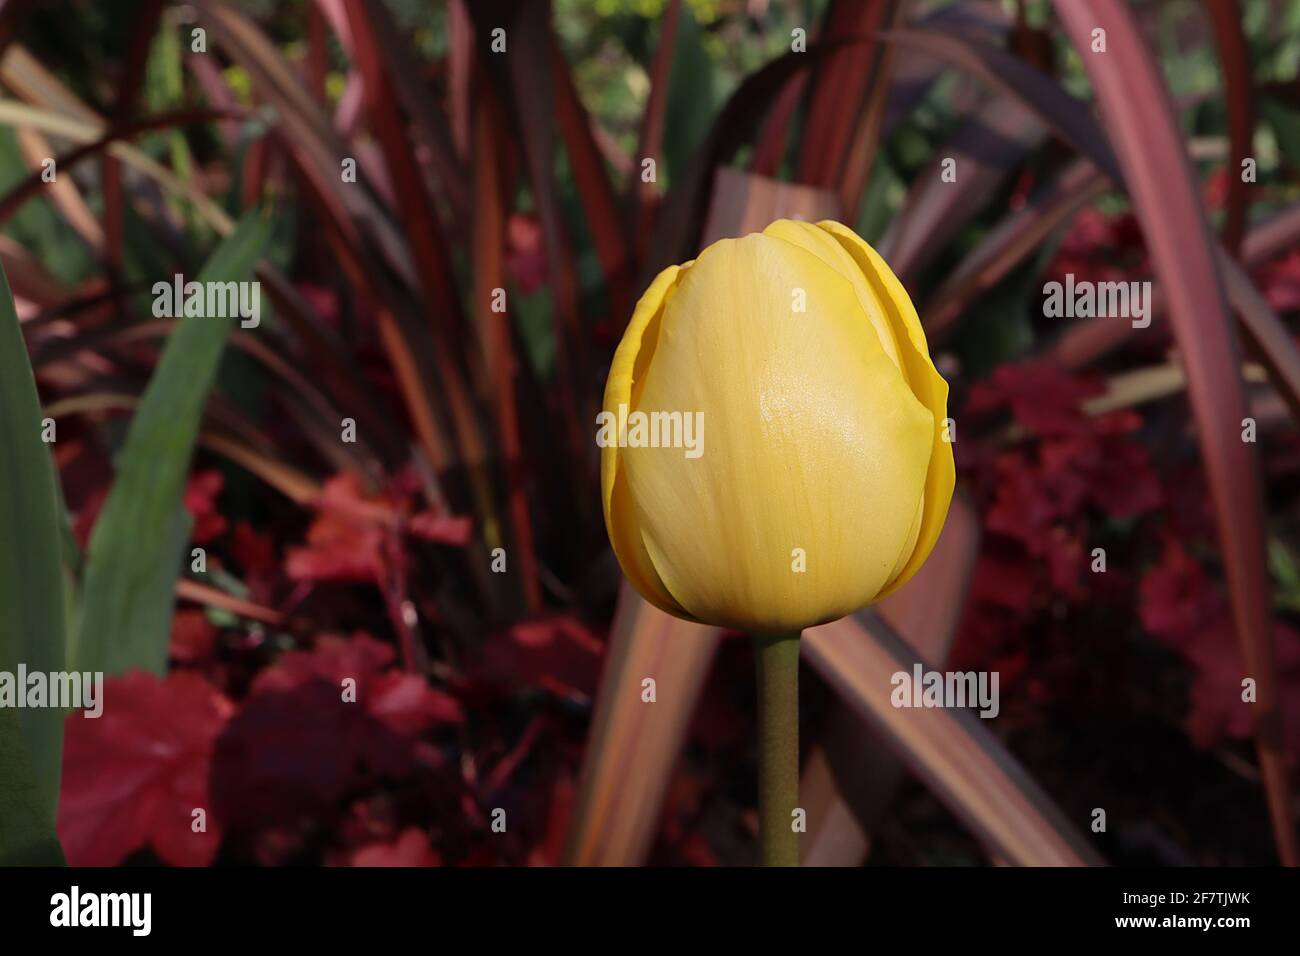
[601, 219, 954, 634]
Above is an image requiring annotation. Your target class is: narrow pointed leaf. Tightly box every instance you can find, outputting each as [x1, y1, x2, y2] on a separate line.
[0, 260, 67, 831]
[75, 209, 270, 676]
[564, 585, 721, 865]
[804, 612, 1103, 866]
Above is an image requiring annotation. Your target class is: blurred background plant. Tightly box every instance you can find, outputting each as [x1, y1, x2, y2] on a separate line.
[1, 0, 1298, 866]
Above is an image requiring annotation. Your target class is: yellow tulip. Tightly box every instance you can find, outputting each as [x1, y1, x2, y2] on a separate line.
[601, 219, 954, 634]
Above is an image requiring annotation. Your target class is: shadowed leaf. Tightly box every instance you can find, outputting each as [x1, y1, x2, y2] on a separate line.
[879, 93, 1045, 281]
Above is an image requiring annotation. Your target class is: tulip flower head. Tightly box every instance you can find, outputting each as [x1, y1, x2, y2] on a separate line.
[601, 219, 954, 634]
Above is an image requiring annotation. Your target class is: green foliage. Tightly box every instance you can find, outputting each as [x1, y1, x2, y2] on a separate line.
[74, 210, 271, 676]
[0, 262, 67, 860]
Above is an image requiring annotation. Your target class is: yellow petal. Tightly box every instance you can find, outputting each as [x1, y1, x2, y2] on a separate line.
[816, 220, 954, 597]
[620, 232, 934, 632]
[601, 263, 693, 618]
[761, 219, 906, 377]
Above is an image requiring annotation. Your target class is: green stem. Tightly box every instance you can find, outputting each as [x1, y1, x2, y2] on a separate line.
[752, 630, 800, 866]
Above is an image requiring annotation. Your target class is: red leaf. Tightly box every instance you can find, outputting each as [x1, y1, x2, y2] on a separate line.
[170, 608, 219, 663]
[1139, 543, 1300, 748]
[250, 631, 394, 695]
[349, 827, 441, 867]
[184, 469, 229, 544]
[287, 473, 471, 582]
[285, 474, 386, 583]
[408, 510, 473, 546]
[471, 614, 605, 701]
[966, 359, 1102, 435]
[211, 634, 461, 828]
[58, 671, 232, 866]
[1139, 541, 1223, 641]
[368, 671, 464, 735]
[231, 520, 276, 575]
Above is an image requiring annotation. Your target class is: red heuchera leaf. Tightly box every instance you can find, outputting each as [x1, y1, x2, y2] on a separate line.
[231, 519, 280, 605]
[286, 474, 387, 583]
[1138, 541, 1222, 640]
[286, 472, 471, 583]
[970, 362, 1161, 535]
[957, 360, 1162, 663]
[349, 827, 442, 867]
[1046, 207, 1148, 285]
[966, 359, 1102, 434]
[184, 470, 229, 544]
[211, 633, 460, 828]
[170, 608, 219, 663]
[1139, 542, 1300, 747]
[252, 632, 463, 733]
[985, 451, 1061, 552]
[58, 671, 233, 866]
[470, 613, 605, 702]
[368, 671, 465, 734]
[231, 520, 276, 575]
[408, 510, 473, 546]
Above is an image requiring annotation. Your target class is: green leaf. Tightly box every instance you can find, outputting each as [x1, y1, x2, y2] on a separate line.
[75, 209, 271, 676]
[0, 260, 67, 858]
[0, 708, 65, 865]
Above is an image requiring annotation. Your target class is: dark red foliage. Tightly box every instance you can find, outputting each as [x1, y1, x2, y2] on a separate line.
[58, 671, 232, 866]
[210, 633, 460, 829]
[951, 360, 1167, 702]
[346, 827, 442, 867]
[467, 614, 605, 703]
[286, 472, 471, 584]
[1046, 207, 1148, 285]
[960, 360, 1161, 619]
[184, 470, 229, 544]
[1139, 541, 1300, 749]
[170, 608, 219, 664]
